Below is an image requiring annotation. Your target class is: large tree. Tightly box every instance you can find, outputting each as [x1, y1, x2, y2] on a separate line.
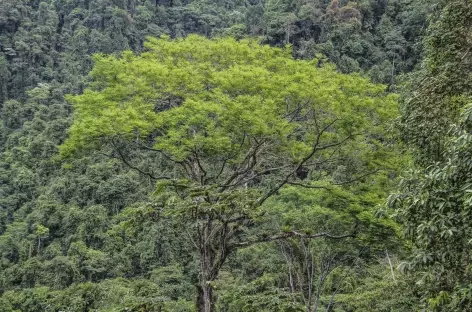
[61, 35, 396, 311]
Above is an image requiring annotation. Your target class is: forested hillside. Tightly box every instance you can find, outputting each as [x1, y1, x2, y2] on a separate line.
[0, 0, 470, 311]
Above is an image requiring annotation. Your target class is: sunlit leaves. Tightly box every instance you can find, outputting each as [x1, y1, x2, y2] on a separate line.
[62, 35, 395, 167]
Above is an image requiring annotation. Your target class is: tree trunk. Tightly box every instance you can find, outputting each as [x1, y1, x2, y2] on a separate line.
[197, 220, 218, 312]
[197, 283, 215, 312]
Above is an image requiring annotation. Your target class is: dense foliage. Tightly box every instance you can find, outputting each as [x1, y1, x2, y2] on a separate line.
[1, 0, 470, 311]
[391, 0, 472, 310]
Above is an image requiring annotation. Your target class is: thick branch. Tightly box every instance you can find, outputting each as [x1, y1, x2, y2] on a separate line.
[193, 148, 207, 185]
[232, 230, 355, 248]
[287, 182, 331, 190]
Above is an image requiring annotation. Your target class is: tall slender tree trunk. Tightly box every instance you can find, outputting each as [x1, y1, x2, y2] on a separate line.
[197, 221, 217, 312]
[197, 283, 215, 312]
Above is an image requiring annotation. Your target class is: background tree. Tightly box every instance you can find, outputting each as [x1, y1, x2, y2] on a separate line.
[392, 0, 472, 310]
[399, 0, 472, 164]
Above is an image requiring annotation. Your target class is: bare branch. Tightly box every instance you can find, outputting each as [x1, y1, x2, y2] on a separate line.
[314, 134, 355, 152]
[110, 139, 171, 181]
[287, 182, 331, 190]
[193, 148, 207, 184]
[136, 141, 185, 164]
[220, 138, 265, 191]
[215, 158, 227, 181]
[284, 99, 312, 122]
